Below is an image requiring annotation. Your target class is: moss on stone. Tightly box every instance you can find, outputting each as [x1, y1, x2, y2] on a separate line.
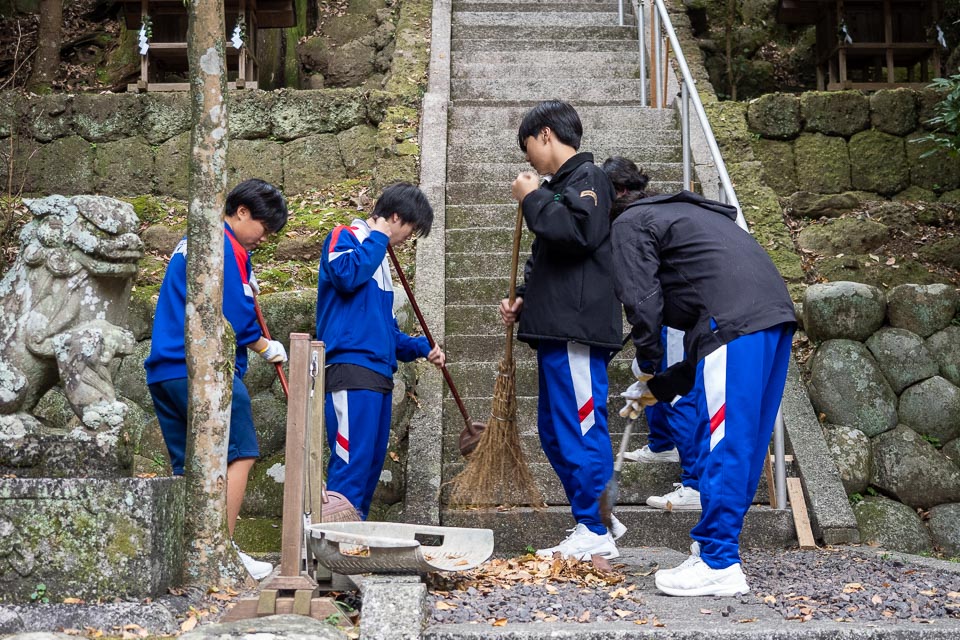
[848, 129, 908, 195]
[814, 254, 952, 289]
[704, 100, 755, 161]
[905, 132, 960, 193]
[893, 186, 938, 202]
[800, 90, 870, 137]
[747, 93, 801, 139]
[383, 0, 431, 104]
[869, 88, 918, 136]
[794, 133, 850, 194]
[125, 195, 168, 225]
[752, 139, 797, 195]
[233, 517, 283, 553]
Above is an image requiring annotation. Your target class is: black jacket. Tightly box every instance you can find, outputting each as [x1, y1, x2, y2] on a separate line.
[515, 153, 622, 351]
[611, 190, 796, 400]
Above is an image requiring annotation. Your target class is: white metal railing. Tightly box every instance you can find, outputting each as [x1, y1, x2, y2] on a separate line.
[621, 0, 788, 511]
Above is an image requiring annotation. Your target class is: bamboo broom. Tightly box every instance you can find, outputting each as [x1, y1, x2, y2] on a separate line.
[448, 204, 542, 508]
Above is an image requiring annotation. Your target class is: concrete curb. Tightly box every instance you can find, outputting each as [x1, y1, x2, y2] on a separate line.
[406, 0, 452, 526]
[782, 358, 861, 545]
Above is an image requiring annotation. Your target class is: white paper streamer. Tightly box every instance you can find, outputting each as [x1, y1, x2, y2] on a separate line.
[231, 24, 244, 49]
[138, 25, 149, 55]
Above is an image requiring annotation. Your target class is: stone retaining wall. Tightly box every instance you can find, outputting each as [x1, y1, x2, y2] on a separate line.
[801, 281, 960, 557]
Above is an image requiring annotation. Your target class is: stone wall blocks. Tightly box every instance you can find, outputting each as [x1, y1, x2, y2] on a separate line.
[800, 90, 870, 137]
[802, 281, 886, 342]
[19, 93, 73, 143]
[152, 131, 191, 200]
[784, 191, 859, 219]
[747, 93, 801, 139]
[794, 133, 850, 194]
[796, 217, 890, 256]
[905, 132, 960, 193]
[897, 376, 960, 443]
[870, 424, 960, 509]
[869, 88, 918, 136]
[823, 423, 871, 495]
[927, 503, 960, 556]
[228, 90, 276, 140]
[808, 339, 898, 437]
[139, 93, 191, 145]
[848, 129, 908, 195]
[93, 137, 155, 196]
[72, 93, 143, 143]
[752, 139, 796, 195]
[926, 326, 960, 387]
[865, 327, 939, 394]
[282, 134, 347, 193]
[226, 139, 283, 190]
[852, 494, 933, 554]
[271, 89, 369, 140]
[886, 283, 959, 337]
[28, 135, 94, 196]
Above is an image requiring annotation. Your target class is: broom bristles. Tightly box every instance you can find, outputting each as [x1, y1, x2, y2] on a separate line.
[321, 489, 361, 523]
[448, 358, 543, 508]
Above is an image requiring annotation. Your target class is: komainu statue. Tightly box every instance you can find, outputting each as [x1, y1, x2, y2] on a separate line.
[0, 195, 144, 476]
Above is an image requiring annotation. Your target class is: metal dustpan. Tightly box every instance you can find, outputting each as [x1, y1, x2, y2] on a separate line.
[308, 521, 493, 575]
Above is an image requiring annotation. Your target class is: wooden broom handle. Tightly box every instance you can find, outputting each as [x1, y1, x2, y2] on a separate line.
[505, 203, 524, 364]
[254, 295, 290, 399]
[386, 244, 473, 429]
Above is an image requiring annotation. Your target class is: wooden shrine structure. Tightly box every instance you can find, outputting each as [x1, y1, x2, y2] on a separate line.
[776, 0, 945, 90]
[122, 0, 296, 91]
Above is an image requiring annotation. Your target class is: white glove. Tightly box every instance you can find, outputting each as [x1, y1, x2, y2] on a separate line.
[258, 339, 287, 363]
[249, 273, 260, 296]
[619, 363, 656, 418]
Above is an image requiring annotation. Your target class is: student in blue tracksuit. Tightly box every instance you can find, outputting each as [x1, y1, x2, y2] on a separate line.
[603, 158, 704, 511]
[609, 158, 796, 597]
[315, 183, 445, 520]
[500, 101, 625, 560]
[145, 178, 289, 580]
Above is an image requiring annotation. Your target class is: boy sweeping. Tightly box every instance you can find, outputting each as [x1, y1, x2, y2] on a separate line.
[499, 100, 625, 560]
[315, 182, 445, 520]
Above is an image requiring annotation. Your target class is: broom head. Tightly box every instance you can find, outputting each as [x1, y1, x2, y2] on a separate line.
[321, 488, 361, 523]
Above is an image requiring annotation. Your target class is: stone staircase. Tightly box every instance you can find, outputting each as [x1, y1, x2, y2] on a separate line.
[439, 0, 796, 550]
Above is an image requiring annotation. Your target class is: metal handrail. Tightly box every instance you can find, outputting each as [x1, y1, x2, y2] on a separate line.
[622, 0, 787, 511]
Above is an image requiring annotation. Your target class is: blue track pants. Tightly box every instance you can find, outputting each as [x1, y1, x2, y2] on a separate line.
[537, 341, 615, 535]
[324, 388, 393, 520]
[690, 323, 794, 569]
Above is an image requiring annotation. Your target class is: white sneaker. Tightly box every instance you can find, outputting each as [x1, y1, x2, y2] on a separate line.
[536, 523, 620, 560]
[657, 541, 701, 576]
[623, 445, 680, 463]
[647, 484, 701, 510]
[655, 557, 750, 597]
[233, 541, 273, 580]
[609, 514, 627, 541]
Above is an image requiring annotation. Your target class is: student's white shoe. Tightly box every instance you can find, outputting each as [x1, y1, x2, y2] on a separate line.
[233, 541, 273, 580]
[609, 514, 627, 541]
[657, 541, 701, 576]
[623, 445, 680, 463]
[655, 557, 750, 597]
[536, 523, 620, 560]
[647, 484, 701, 510]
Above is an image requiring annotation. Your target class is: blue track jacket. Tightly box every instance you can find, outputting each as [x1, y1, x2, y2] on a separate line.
[316, 218, 430, 379]
[145, 224, 262, 384]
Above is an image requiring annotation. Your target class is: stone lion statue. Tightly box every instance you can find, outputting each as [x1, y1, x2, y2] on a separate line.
[0, 195, 144, 476]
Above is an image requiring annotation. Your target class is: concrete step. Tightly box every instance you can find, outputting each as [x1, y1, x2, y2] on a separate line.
[452, 10, 631, 27]
[451, 77, 644, 102]
[440, 505, 797, 552]
[449, 128, 679, 151]
[453, 1, 629, 12]
[445, 227, 536, 253]
[453, 50, 640, 67]
[452, 24, 635, 41]
[448, 141, 681, 164]
[451, 61, 641, 79]
[449, 103, 676, 130]
[451, 38, 638, 53]
[446, 161, 683, 185]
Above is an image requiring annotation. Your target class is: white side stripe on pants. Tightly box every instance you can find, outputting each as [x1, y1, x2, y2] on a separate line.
[331, 389, 350, 463]
[704, 345, 727, 451]
[567, 342, 596, 436]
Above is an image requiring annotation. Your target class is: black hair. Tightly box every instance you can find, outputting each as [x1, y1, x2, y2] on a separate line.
[372, 182, 434, 238]
[226, 178, 288, 233]
[517, 100, 583, 152]
[601, 156, 653, 220]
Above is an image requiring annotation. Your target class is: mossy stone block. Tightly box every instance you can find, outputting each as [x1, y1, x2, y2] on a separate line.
[869, 88, 918, 136]
[848, 129, 908, 195]
[747, 93, 801, 139]
[154, 131, 191, 200]
[704, 100, 754, 161]
[893, 186, 938, 202]
[794, 133, 850, 194]
[337, 124, 378, 177]
[27, 135, 94, 196]
[20, 93, 72, 143]
[244, 451, 286, 518]
[917, 87, 948, 129]
[227, 139, 283, 191]
[939, 189, 960, 204]
[233, 517, 282, 553]
[72, 93, 143, 143]
[93, 137, 155, 196]
[752, 138, 797, 195]
[801, 90, 869, 137]
[271, 89, 369, 140]
[373, 155, 417, 191]
[905, 132, 960, 193]
[282, 133, 346, 193]
[228, 90, 276, 140]
[140, 93, 191, 145]
[797, 217, 890, 255]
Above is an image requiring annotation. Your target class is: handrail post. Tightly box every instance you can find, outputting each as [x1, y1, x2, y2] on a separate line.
[774, 406, 787, 509]
[681, 81, 691, 190]
[618, 0, 624, 27]
[637, 0, 647, 105]
[652, 8, 661, 109]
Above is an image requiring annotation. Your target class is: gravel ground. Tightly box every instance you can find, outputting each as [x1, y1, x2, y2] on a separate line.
[427, 547, 960, 626]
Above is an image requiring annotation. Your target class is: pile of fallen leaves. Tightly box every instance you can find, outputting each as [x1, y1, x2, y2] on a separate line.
[429, 554, 626, 592]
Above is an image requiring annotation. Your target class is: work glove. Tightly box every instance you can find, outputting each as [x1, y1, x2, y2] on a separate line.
[258, 339, 287, 364]
[249, 273, 260, 296]
[619, 360, 657, 419]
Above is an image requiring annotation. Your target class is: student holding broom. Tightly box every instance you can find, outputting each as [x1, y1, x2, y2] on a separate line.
[315, 182, 445, 521]
[609, 166, 796, 596]
[145, 178, 289, 581]
[499, 100, 625, 560]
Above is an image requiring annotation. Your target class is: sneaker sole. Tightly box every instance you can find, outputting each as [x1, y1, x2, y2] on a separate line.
[656, 582, 750, 597]
[646, 501, 702, 510]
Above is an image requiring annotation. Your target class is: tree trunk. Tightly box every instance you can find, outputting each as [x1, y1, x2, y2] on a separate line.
[26, 0, 62, 93]
[725, 0, 736, 101]
[182, 0, 249, 587]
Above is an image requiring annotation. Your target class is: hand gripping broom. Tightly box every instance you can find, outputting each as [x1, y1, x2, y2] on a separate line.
[448, 204, 542, 507]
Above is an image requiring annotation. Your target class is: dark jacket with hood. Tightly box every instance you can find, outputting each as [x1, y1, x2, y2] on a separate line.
[611, 190, 796, 401]
[515, 152, 623, 351]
